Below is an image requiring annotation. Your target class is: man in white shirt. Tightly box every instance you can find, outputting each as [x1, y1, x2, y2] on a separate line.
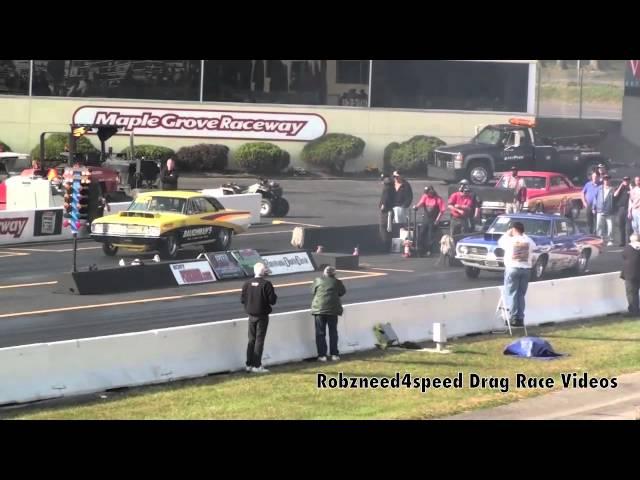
[498, 221, 537, 327]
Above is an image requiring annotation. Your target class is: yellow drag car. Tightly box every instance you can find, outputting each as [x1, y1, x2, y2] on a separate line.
[91, 191, 251, 259]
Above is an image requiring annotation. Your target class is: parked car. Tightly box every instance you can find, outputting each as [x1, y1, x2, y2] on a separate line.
[455, 213, 603, 281]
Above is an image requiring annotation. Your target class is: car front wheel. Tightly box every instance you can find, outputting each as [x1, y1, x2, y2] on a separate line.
[102, 243, 118, 256]
[465, 266, 481, 279]
[159, 235, 179, 260]
[531, 257, 547, 281]
[574, 250, 590, 275]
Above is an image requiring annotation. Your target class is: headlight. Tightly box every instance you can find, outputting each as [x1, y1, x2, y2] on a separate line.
[454, 153, 464, 169]
[91, 223, 99, 233]
[459, 245, 468, 254]
[146, 226, 161, 237]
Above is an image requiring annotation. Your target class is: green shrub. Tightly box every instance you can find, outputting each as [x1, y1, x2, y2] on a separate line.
[175, 144, 229, 172]
[0, 140, 13, 152]
[31, 133, 98, 161]
[383, 141, 400, 172]
[300, 133, 365, 174]
[388, 135, 446, 172]
[120, 145, 175, 162]
[234, 142, 290, 173]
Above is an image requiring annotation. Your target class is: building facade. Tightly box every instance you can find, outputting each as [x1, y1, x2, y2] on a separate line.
[0, 60, 538, 170]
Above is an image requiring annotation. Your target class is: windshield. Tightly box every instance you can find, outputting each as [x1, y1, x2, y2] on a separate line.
[473, 127, 504, 145]
[129, 196, 186, 214]
[487, 216, 550, 236]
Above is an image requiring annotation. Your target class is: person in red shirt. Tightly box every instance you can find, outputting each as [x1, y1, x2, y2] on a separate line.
[413, 186, 445, 256]
[448, 185, 474, 236]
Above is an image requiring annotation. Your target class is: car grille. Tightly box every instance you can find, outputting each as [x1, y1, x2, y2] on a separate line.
[432, 151, 454, 168]
[468, 246, 487, 255]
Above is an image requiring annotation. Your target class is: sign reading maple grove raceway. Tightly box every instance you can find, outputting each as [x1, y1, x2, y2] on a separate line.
[261, 252, 315, 276]
[73, 106, 327, 141]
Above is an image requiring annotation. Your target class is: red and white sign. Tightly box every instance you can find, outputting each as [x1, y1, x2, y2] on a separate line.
[73, 106, 327, 142]
[170, 261, 217, 285]
[0, 217, 28, 238]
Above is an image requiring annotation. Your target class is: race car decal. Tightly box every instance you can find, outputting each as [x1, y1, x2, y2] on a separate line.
[182, 226, 214, 239]
[200, 211, 250, 222]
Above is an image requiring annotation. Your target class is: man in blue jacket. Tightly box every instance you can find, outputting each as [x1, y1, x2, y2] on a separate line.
[582, 170, 601, 235]
[594, 174, 615, 246]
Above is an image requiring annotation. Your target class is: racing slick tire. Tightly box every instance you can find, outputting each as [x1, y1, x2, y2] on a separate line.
[212, 228, 232, 251]
[530, 256, 547, 281]
[260, 199, 273, 217]
[465, 266, 481, 279]
[159, 234, 179, 260]
[273, 198, 290, 217]
[102, 243, 118, 256]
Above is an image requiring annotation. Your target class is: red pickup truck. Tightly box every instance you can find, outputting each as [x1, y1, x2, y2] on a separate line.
[479, 171, 584, 223]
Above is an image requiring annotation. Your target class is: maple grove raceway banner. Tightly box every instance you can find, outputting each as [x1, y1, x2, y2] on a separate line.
[73, 105, 327, 141]
[625, 60, 640, 97]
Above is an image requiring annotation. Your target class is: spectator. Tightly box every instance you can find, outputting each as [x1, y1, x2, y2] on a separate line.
[614, 176, 632, 246]
[582, 171, 601, 234]
[448, 185, 474, 236]
[161, 158, 179, 190]
[392, 171, 413, 225]
[498, 221, 537, 327]
[458, 179, 482, 230]
[506, 167, 527, 214]
[594, 174, 615, 246]
[241, 262, 277, 373]
[413, 186, 445, 256]
[596, 163, 608, 178]
[311, 266, 346, 362]
[629, 176, 640, 235]
[621, 234, 640, 317]
[379, 176, 395, 249]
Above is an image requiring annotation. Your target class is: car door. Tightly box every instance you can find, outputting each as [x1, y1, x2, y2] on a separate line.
[547, 175, 569, 213]
[550, 219, 574, 270]
[502, 129, 535, 170]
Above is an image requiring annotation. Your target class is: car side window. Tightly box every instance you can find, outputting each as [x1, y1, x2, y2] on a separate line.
[561, 177, 573, 188]
[550, 176, 565, 189]
[554, 220, 570, 237]
[187, 199, 202, 215]
[204, 197, 223, 211]
[194, 197, 216, 213]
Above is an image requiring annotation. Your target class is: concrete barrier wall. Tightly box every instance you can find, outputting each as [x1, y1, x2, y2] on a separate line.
[0, 272, 627, 405]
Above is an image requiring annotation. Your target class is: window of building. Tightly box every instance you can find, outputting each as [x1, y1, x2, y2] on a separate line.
[336, 60, 369, 84]
[31, 60, 201, 101]
[202, 60, 328, 105]
[0, 60, 30, 96]
[370, 60, 529, 112]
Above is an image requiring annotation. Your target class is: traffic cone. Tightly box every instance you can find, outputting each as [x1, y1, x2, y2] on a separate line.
[353, 246, 359, 256]
[316, 245, 324, 253]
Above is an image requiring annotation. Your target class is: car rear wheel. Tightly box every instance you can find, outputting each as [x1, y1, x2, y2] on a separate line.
[465, 266, 481, 279]
[531, 256, 547, 281]
[213, 228, 232, 251]
[102, 243, 118, 256]
[574, 250, 590, 275]
[260, 199, 273, 217]
[159, 235, 179, 260]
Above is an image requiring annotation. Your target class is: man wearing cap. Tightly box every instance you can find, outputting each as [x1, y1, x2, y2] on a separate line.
[413, 186, 446, 256]
[241, 262, 278, 373]
[614, 176, 632, 246]
[458, 179, 481, 230]
[392, 171, 413, 225]
[506, 167, 527, 214]
[597, 163, 608, 178]
[582, 170, 601, 235]
[594, 174, 615, 246]
[448, 185, 474, 236]
[311, 266, 346, 362]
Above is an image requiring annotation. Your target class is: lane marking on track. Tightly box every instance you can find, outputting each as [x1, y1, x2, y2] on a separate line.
[0, 251, 30, 258]
[0, 281, 58, 290]
[272, 220, 324, 228]
[0, 270, 386, 320]
[367, 267, 415, 273]
[5, 246, 102, 253]
[607, 249, 623, 253]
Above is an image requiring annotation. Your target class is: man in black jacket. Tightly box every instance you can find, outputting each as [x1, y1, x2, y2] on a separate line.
[161, 158, 179, 190]
[392, 171, 413, 225]
[241, 262, 278, 373]
[621, 234, 640, 317]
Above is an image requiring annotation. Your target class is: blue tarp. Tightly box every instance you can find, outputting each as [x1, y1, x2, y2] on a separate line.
[503, 337, 564, 359]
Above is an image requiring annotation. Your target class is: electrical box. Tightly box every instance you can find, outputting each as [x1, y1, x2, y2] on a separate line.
[4, 176, 54, 210]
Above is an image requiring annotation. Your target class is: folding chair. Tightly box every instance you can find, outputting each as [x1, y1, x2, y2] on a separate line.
[496, 293, 528, 336]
